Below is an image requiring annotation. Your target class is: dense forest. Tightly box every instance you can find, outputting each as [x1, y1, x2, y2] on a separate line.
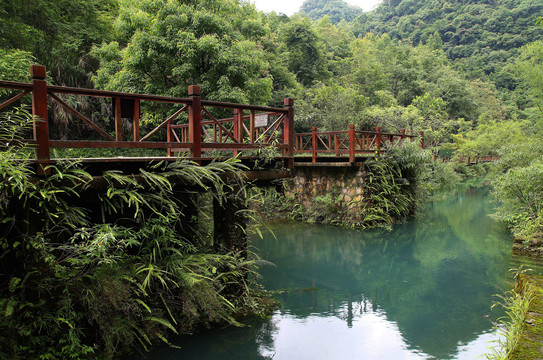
[1, 0, 543, 357]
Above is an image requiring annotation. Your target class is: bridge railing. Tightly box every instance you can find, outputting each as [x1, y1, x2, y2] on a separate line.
[294, 125, 422, 163]
[0, 65, 295, 173]
[169, 94, 294, 158]
[0, 65, 426, 172]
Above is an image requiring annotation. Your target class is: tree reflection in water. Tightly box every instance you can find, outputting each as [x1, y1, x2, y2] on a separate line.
[255, 187, 513, 359]
[137, 187, 519, 360]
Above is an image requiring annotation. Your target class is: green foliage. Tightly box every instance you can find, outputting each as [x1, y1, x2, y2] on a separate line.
[515, 40, 543, 114]
[279, 17, 330, 87]
[352, 0, 543, 92]
[349, 33, 479, 122]
[0, 49, 34, 85]
[0, 110, 269, 358]
[484, 274, 535, 360]
[492, 159, 543, 239]
[296, 83, 368, 132]
[0, 107, 35, 208]
[343, 142, 435, 228]
[301, 0, 363, 24]
[361, 159, 413, 227]
[454, 119, 530, 158]
[0, 0, 117, 86]
[93, 0, 273, 104]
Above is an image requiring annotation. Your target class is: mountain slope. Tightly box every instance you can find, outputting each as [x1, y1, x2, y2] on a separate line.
[351, 0, 543, 88]
[301, 0, 363, 24]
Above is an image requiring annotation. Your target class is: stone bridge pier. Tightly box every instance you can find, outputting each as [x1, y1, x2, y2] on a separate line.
[284, 164, 368, 224]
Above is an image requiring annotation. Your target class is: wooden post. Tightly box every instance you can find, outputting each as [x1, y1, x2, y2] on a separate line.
[312, 127, 317, 164]
[349, 124, 356, 163]
[114, 97, 122, 141]
[188, 85, 202, 161]
[375, 126, 382, 157]
[467, 156, 471, 165]
[283, 98, 295, 167]
[233, 109, 240, 156]
[400, 129, 406, 140]
[237, 108, 244, 142]
[167, 121, 173, 157]
[335, 133, 339, 156]
[250, 110, 255, 143]
[419, 131, 424, 149]
[237, 108, 244, 155]
[133, 99, 140, 141]
[30, 65, 50, 175]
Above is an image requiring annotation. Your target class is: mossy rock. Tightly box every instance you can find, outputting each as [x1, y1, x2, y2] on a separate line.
[510, 275, 543, 360]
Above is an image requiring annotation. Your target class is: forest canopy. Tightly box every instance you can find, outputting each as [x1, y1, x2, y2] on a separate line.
[0, 0, 541, 146]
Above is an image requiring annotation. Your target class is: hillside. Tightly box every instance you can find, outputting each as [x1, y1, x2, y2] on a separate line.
[351, 0, 543, 88]
[300, 0, 363, 24]
[299, 0, 543, 90]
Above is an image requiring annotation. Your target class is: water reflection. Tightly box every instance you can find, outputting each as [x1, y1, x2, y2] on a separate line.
[139, 187, 515, 360]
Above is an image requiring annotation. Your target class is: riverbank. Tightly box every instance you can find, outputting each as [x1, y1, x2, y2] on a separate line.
[512, 236, 543, 257]
[509, 274, 543, 359]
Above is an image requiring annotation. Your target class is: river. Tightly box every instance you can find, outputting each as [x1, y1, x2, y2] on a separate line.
[140, 186, 529, 360]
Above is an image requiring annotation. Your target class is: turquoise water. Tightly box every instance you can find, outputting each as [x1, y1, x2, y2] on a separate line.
[141, 187, 520, 360]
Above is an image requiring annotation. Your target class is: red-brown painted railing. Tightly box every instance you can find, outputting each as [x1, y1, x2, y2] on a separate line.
[295, 125, 423, 163]
[0, 65, 426, 172]
[0, 65, 295, 173]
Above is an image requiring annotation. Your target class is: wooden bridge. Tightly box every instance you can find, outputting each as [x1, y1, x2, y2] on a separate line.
[0, 65, 422, 176]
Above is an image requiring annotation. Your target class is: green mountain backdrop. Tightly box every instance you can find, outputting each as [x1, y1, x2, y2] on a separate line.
[302, 0, 543, 90]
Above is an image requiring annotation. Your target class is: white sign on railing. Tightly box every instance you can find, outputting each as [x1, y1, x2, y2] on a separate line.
[255, 114, 268, 128]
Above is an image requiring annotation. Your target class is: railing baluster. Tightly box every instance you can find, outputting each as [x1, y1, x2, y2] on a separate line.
[376, 126, 382, 157]
[188, 85, 202, 161]
[133, 99, 140, 141]
[312, 127, 317, 164]
[236, 108, 243, 143]
[167, 121, 173, 157]
[349, 124, 355, 163]
[233, 109, 240, 156]
[283, 98, 294, 164]
[115, 97, 122, 141]
[250, 110, 255, 144]
[30, 65, 50, 175]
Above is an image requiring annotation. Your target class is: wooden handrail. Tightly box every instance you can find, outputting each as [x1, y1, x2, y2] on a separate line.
[0, 66, 430, 168]
[0, 65, 295, 169]
[294, 126, 423, 163]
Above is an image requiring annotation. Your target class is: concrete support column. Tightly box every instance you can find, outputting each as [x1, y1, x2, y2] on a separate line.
[213, 187, 247, 255]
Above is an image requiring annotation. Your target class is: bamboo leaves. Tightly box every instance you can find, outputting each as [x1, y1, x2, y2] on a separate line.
[0, 133, 264, 358]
